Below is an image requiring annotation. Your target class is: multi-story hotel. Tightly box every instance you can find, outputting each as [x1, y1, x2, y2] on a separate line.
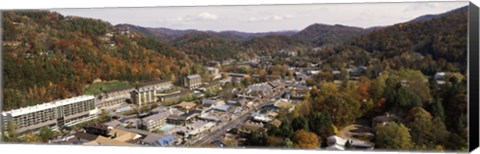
[131, 80, 173, 106]
[2, 95, 98, 134]
[184, 74, 202, 90]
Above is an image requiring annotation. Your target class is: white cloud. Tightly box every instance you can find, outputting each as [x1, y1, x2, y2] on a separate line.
[247, 14, 294, 22]
[198, 12, 218, 20]
[404, 2, 442, 12]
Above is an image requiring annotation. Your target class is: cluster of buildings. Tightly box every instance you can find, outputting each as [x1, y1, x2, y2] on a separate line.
[1, 73, 208, 135]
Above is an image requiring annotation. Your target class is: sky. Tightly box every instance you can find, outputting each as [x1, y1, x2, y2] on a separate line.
[51, 1, 468, 33]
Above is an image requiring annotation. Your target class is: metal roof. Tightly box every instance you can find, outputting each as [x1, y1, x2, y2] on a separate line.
[2, 95, 95, 117]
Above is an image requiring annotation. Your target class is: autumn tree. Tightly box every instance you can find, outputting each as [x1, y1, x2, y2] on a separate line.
[266, 136, 284, 147]
[293, 130, 320, 149]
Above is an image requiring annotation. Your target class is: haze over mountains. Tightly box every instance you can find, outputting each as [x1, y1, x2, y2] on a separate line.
[115, 4, 468, 48]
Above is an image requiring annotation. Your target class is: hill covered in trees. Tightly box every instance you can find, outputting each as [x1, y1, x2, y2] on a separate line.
[292, 23, 367, 47]
[2, 11, 197, 111]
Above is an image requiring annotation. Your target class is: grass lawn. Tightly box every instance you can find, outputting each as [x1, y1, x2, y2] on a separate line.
[84, 81, 132, 95]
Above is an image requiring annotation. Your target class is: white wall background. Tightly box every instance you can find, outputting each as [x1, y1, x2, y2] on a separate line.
[1, 0, 479, 154]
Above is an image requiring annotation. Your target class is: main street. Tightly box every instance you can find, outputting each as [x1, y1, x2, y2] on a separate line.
[190, 111, 252, 146]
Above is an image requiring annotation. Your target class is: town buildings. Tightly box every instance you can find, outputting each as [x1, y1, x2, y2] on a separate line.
[2, 95, 97, 133]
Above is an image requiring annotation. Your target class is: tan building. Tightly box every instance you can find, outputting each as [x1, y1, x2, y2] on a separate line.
[131, 80, 173, 106]
[2, 95, 97, 134]
[184, 74, 201, 90]
[157, 90, 192, 104]
[96, 86, 134, 109]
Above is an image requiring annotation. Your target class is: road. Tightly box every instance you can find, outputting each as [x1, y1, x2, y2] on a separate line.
[189, 110, 252, 146]
[338, 124, 375, 147]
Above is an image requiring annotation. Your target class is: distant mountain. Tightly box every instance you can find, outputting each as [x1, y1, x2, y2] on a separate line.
[410, 14, 437, 22]
[216, 30, 297, 41]
[115, 24, 298, 42]
[408, 5, 468, 23]
[292, 24, 367, 47]
[146, 27, 199, 42]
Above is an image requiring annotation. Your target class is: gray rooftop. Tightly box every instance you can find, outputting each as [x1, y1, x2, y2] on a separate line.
[143, 110, 171, 122]
[186, 74, 201, 79]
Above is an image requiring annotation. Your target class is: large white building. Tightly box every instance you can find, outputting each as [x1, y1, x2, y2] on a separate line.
[2, 95, 98, 134]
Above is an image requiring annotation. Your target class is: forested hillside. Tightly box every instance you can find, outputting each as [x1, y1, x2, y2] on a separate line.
[172, 31, 243, 62]
[347, 6, 468, 75]
[292, 23, 366, 47]
[2, 11, 195, 111]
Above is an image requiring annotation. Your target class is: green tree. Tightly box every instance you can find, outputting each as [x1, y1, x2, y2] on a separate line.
[283, 138, 294, 148]
[374, 122, 414, 150]
[2, 121, 19, 142]
[430, 95, 445, 122]
[345, 140, 353, 150]
[245, 131, 267, 147]
[406, 110, 434, 149]
[291, 115, 309, 131]
[38, 127, 56, 142]
[309, 112, 334, 140]
[278, 119, 294, 138]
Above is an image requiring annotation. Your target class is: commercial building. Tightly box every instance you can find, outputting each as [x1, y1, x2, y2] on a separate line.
[205, 67, 221, 80]
[96, 86, 134, 109]
[175, 101, 198, 113]
[239, 82, 274, 99]
[131, 88, 156, 106]
[131, 80, 173, 106]
[166, 112, 199, 126]
[177, 120, 215, 137]
[141, 109, 170, 131]
[141, 134, 176, 146]
[157, 90, 192, 104]
[2, 95, 97, 134]
[184, 74, 202, 90]
[435, 72, 447, 85]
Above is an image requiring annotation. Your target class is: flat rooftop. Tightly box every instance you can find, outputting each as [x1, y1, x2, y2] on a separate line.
[2, 95, 95, 117]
